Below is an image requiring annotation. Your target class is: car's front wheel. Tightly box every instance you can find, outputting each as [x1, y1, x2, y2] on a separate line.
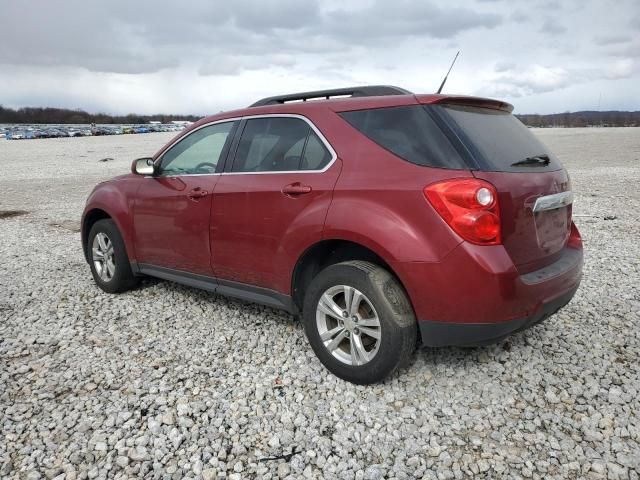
[88, 219, 138, 293]
[302, 261, 416, 384]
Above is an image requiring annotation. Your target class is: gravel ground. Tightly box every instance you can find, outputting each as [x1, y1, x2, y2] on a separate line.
[1, 128, 639, 479]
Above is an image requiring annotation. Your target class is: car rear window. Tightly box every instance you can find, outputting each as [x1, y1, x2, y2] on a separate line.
[437, 105, 562, 172]
[339, 106, 468, 169]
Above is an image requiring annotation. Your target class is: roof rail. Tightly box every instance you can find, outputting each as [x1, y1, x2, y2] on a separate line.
[249, 85, 412, 107]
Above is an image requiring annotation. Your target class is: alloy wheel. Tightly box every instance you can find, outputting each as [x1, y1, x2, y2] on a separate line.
[92, 232, 116, 282]
[316, 285, 381, 366]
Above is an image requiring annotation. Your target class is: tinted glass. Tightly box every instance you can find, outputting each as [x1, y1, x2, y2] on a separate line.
[159, 122, 235, 175]
[340, 106, 466, 169]
[301, 133, 332, 170]
[439, 105, 561, 172]
[232, 117, 332, 172]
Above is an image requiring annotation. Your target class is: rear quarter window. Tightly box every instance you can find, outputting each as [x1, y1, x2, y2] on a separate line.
[339, 106, 467, 169]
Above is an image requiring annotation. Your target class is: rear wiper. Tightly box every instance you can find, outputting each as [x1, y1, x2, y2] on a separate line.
[511, 154, 550, 167]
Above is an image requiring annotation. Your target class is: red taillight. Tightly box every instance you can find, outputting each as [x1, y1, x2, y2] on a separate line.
[567, 221, 582, 249]
[424, 178, 501, 245]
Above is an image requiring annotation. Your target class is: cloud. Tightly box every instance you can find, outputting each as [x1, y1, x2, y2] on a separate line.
[509, 10, 529, 23]
[232, 0, 322, 31]
[479, 63, 608, 98]
[198, 54, 297, 76]
[325, 1, 501, 40]
[604, 38, 640, 59]
[494, 61, 516, 72]
[0, 0, 638, 115]
[0, 0, 501, 75]
[0, 0, 324, 74]
[595, 34, 633, 46]
[492, 65, 575, 96]
[606, 59, 636, 79]
[539, 18, 567, 35]
[481, 57, 638, 99]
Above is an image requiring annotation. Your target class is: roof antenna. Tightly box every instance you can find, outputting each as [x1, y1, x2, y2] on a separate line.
[436, 51, 460, 94]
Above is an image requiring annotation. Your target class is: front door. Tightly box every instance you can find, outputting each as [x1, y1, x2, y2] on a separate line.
[133, 120, 237, 276]
[211, 115, 340, 293]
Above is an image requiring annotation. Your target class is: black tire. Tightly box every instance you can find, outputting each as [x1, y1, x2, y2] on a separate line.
[302, 261, 417, 384]
[87, 219, 138, 294]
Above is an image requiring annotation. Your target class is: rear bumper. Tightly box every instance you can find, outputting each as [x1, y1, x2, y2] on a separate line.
[394, 239, 583, 346]
[417, 283, 579, 347]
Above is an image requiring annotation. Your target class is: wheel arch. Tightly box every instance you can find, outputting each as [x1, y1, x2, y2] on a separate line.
[291, 238, 412, 313]
[82, 208, 112, 262]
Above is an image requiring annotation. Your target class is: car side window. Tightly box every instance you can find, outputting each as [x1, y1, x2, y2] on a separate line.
[301, 132, 332, 170]
[158, 122, 235, 175]
[231, 117, 332, 172]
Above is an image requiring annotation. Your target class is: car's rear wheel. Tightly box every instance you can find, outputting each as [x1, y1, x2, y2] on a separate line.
[88, 219, 138, 293]
[302, 261, 416, 384]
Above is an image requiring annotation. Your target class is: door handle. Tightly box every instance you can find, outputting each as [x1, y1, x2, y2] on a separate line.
[282, 182, 312, 196]
[187, 187, 209, 200]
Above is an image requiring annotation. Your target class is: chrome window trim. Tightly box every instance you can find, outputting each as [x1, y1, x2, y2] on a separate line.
[149, 113, 337, 177]
[223, 113, 338, 175]
[146, 173, 222, 178]
[532, 191, 574, 213]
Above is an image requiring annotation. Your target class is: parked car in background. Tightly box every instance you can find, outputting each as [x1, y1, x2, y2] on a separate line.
[7, 130, 25, 139]
[2, 123, 180, 140]
[81, 85, 583, 384]
[48, 128, 67, 138]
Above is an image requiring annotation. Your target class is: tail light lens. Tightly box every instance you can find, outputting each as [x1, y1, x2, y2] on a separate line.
[567, 221, 582, 249]
[424, 178, 501, 245]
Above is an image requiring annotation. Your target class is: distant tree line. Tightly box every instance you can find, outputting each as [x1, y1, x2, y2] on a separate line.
[516, 111, 640, 128]
[2, 104, 639, 127]
[0, 105, 201, 124]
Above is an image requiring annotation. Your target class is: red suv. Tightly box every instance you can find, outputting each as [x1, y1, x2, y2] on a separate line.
[82, 86, 583, 384]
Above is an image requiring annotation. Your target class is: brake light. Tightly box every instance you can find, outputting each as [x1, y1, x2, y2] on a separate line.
[424, 178, 501, 245]
[567, 221, 582, 249]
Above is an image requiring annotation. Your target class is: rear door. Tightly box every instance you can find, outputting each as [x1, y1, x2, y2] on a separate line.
[211, 115, 340, 293]
[133, 121, 237, 275]
[434, 104, 572, 273]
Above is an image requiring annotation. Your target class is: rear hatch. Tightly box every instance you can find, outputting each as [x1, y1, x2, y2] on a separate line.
[433, 102, 572, 273]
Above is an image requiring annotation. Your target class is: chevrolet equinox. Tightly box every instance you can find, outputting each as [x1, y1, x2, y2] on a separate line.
[81, 86, 583, 384]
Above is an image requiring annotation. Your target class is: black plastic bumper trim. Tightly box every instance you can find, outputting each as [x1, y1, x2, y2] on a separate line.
[418, 283, 580, 347]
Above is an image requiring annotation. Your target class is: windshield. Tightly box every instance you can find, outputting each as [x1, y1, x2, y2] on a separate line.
[436, 105, 562, 172]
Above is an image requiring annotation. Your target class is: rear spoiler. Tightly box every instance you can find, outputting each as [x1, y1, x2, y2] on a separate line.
[418, 95, 514, 113]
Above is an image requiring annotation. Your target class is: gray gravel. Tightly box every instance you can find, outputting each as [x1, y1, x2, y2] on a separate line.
[1, 128, 639, 479]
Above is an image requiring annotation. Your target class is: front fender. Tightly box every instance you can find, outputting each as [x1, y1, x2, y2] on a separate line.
[81, 176, 140, 262]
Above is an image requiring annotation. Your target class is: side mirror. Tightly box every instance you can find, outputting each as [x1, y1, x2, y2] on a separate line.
[132, 157, 155, 175]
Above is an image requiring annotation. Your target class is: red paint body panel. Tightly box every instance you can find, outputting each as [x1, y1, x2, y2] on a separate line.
[397, 241, 582, 324]
[322, 127, 468, 263]
[133, 175, 218, 276]
[211, 162, 342, 292]
[473, 169, 571, 273]
[82, 175, 140, 261]
[415, 94, 514, 112]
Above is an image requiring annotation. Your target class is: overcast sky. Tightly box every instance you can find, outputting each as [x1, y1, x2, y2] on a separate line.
[0, 0, 638, 115]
